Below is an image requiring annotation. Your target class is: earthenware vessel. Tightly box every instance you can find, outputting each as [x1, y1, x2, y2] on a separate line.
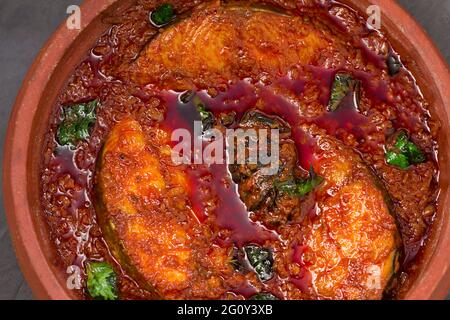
[3, 0, 449, 299]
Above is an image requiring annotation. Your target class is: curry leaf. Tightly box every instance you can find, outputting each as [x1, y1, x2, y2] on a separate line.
[57, 100, 97, 147]
[230, 246, 247, 273]
[276, 166, 323, 197]
[300, 166, 324, 196]
[249, 292, 279, 300]
[394, 131, 409, 152]
[407, 142, 426, 164]
[328, 73, 360, 111]
[275, 179, 298, 195]
[387, 54, 402, 76]
[385, 131, 426, 169]
[150, 3, 175, 27]
[179, 91, 215, 131]
[244, 245, 274, 282]
[193, 97, 215, 131]
[179, 90, 195, 104]
[240, 110, 289, 133]
[86, 262, 118, 300]
[385, 151, 409, 169]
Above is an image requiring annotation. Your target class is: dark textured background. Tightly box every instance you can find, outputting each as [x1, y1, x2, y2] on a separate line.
[0, 0, 449, 300]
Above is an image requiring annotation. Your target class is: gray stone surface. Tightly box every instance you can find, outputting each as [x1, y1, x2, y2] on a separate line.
[0, 0, 82, 300]
[0, 0, 448, 300]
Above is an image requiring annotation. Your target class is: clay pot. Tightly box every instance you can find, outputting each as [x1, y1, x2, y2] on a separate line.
[2, 0, 449, 299]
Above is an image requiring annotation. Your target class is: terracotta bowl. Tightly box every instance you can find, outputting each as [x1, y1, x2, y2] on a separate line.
[3, 0, 450, 300]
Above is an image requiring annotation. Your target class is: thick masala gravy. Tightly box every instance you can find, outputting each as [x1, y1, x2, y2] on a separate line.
[40, 0, 440, 300]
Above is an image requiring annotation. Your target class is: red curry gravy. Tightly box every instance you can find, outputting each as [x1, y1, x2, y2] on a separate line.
[40, 0, 440, 300]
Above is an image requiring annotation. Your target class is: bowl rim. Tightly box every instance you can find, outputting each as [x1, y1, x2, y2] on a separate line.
[2, 0, 450, 300]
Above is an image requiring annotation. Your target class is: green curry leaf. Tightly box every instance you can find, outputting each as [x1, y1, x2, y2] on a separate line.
[394, 131, 409, 152]
[275, 179, 298, 195]
[86, 262, 118, 300]
[406, 141, 426, 164]
[328, 73, 360, 111]
[244, 245, 274, 282]
[385, 151, 409, 169]
[385, 131, 426, 169]
[57, 100, 98, 147]
[249, 292, 279, 300]
[193, 97, 215, 131]
[276, 166, 323, 197]
[387, 54, 402, 76]
[179, 91, 215, 132]
[150, 3, 175, 27]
